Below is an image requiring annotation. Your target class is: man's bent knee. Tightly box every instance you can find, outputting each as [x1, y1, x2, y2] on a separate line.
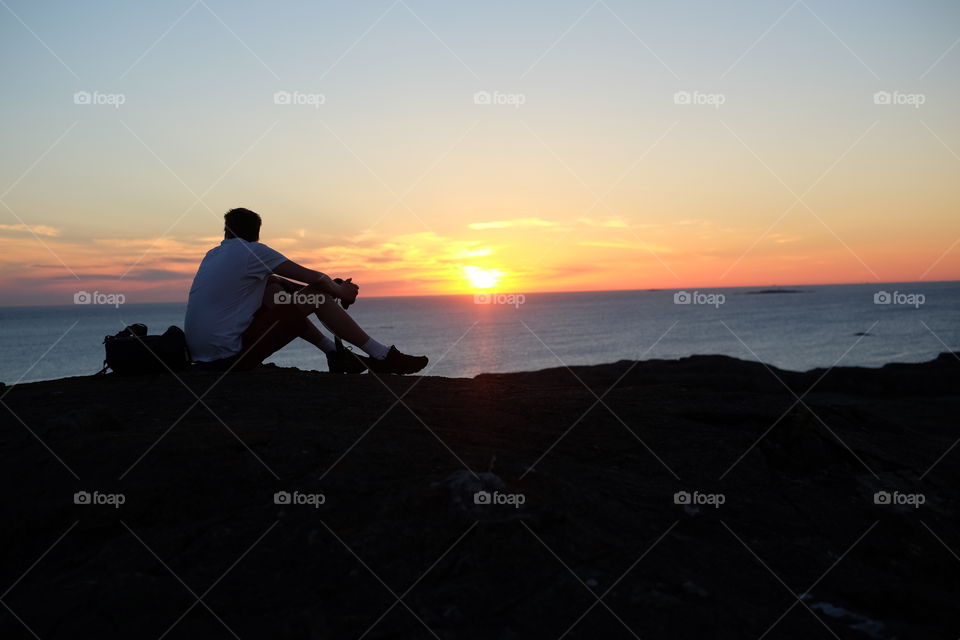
[293, 282, 335, 315]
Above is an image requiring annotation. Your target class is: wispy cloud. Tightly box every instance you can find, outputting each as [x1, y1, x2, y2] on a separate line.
[576, 217, 628, 228]
[0, 223, 61, 237]
[284, 231, 499, 293]
[468, 218, 559, 230]
[579, 240, 675, 253]
[769, 232, 804, 244]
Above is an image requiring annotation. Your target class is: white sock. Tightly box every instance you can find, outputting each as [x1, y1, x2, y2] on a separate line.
[360, 337, 391, 360]
[318, 335, 337, 354]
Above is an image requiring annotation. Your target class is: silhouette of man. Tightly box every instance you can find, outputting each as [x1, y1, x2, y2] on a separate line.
[184, 207, 428, 374]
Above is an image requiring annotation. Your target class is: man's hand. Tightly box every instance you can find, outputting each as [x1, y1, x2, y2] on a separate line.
[274, 261, 360, 306]
[337, 278, 359, 305]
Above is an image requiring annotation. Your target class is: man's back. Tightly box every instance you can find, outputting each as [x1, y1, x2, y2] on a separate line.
[184, 238, 287, 362]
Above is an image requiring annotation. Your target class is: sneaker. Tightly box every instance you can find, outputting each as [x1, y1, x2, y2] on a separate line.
[365, 346, 428, 375]
[326, 337, 369, 374]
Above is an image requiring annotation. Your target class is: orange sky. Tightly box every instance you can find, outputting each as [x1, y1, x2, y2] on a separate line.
[1, 202, 956, 306]
[1, 1, 958, 306]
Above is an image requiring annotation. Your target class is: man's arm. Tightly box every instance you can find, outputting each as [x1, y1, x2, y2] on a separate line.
[273, 260, 347, 299]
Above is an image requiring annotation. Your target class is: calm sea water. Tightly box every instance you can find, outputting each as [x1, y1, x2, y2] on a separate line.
[1, 282, 957, 385]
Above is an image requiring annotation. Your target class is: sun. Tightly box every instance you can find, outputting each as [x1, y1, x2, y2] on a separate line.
[464, 265, 502, 290]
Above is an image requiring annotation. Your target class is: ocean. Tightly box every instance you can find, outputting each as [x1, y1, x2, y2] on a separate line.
[1, 282, 957, 385]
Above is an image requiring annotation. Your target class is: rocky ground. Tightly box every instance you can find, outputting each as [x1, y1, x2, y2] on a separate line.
[1, 353, 958, 639]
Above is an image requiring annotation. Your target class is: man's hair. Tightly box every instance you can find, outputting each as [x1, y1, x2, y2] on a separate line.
[224, 208, 261, 242]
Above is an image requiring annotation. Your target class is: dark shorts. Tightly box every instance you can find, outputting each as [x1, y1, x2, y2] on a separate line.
[197, 279, 308, 372]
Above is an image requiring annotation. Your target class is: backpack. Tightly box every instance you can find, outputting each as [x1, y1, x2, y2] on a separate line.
[99, 324, 191, 375]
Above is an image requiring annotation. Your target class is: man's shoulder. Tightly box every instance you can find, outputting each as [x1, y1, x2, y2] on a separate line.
[223, 238, 272, 252]
[216, 238, 270, 254]
[203, 238, 285, 269]
[247, 240, 286, 260]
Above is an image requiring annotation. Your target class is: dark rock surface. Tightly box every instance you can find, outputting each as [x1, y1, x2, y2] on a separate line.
[1, 353, 958, 639]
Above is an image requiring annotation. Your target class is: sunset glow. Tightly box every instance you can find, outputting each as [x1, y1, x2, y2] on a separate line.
[0, 2, 958, 306]
[464, 266, 503, 291]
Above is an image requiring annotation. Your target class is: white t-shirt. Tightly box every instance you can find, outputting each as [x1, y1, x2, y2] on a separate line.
[184, 238, 289, 362]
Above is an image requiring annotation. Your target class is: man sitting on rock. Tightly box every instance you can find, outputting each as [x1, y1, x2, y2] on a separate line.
[184, 207, 428, 375]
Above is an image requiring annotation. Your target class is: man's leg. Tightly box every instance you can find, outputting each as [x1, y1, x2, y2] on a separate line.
[246, 277, 425, 374]
[292, 283, 370, 347]
[233, 303, 306, 370]
[292, 282, 427, 374]
[262, 277, 338, 353]
[299, 317, 337, 352]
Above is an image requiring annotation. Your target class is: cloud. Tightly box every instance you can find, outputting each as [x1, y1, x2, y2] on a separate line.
[303, 232, 491, 265]
[579, 241, 675, 253]
[769, 233, 804, 244]
[122, 268, 194, 282]
[43, 268, 189, 282]
[283, 231, 499, 294]
[468, 218, 559, 230]
[363, 251, 403, 264]
[576, 217, 629, 228]
[163, 256, 202, 264]
[0, 223, 61, 237]
[267, 237, 300, 248]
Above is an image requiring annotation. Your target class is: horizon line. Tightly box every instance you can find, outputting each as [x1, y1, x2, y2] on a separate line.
[3, 278, 958, 309]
